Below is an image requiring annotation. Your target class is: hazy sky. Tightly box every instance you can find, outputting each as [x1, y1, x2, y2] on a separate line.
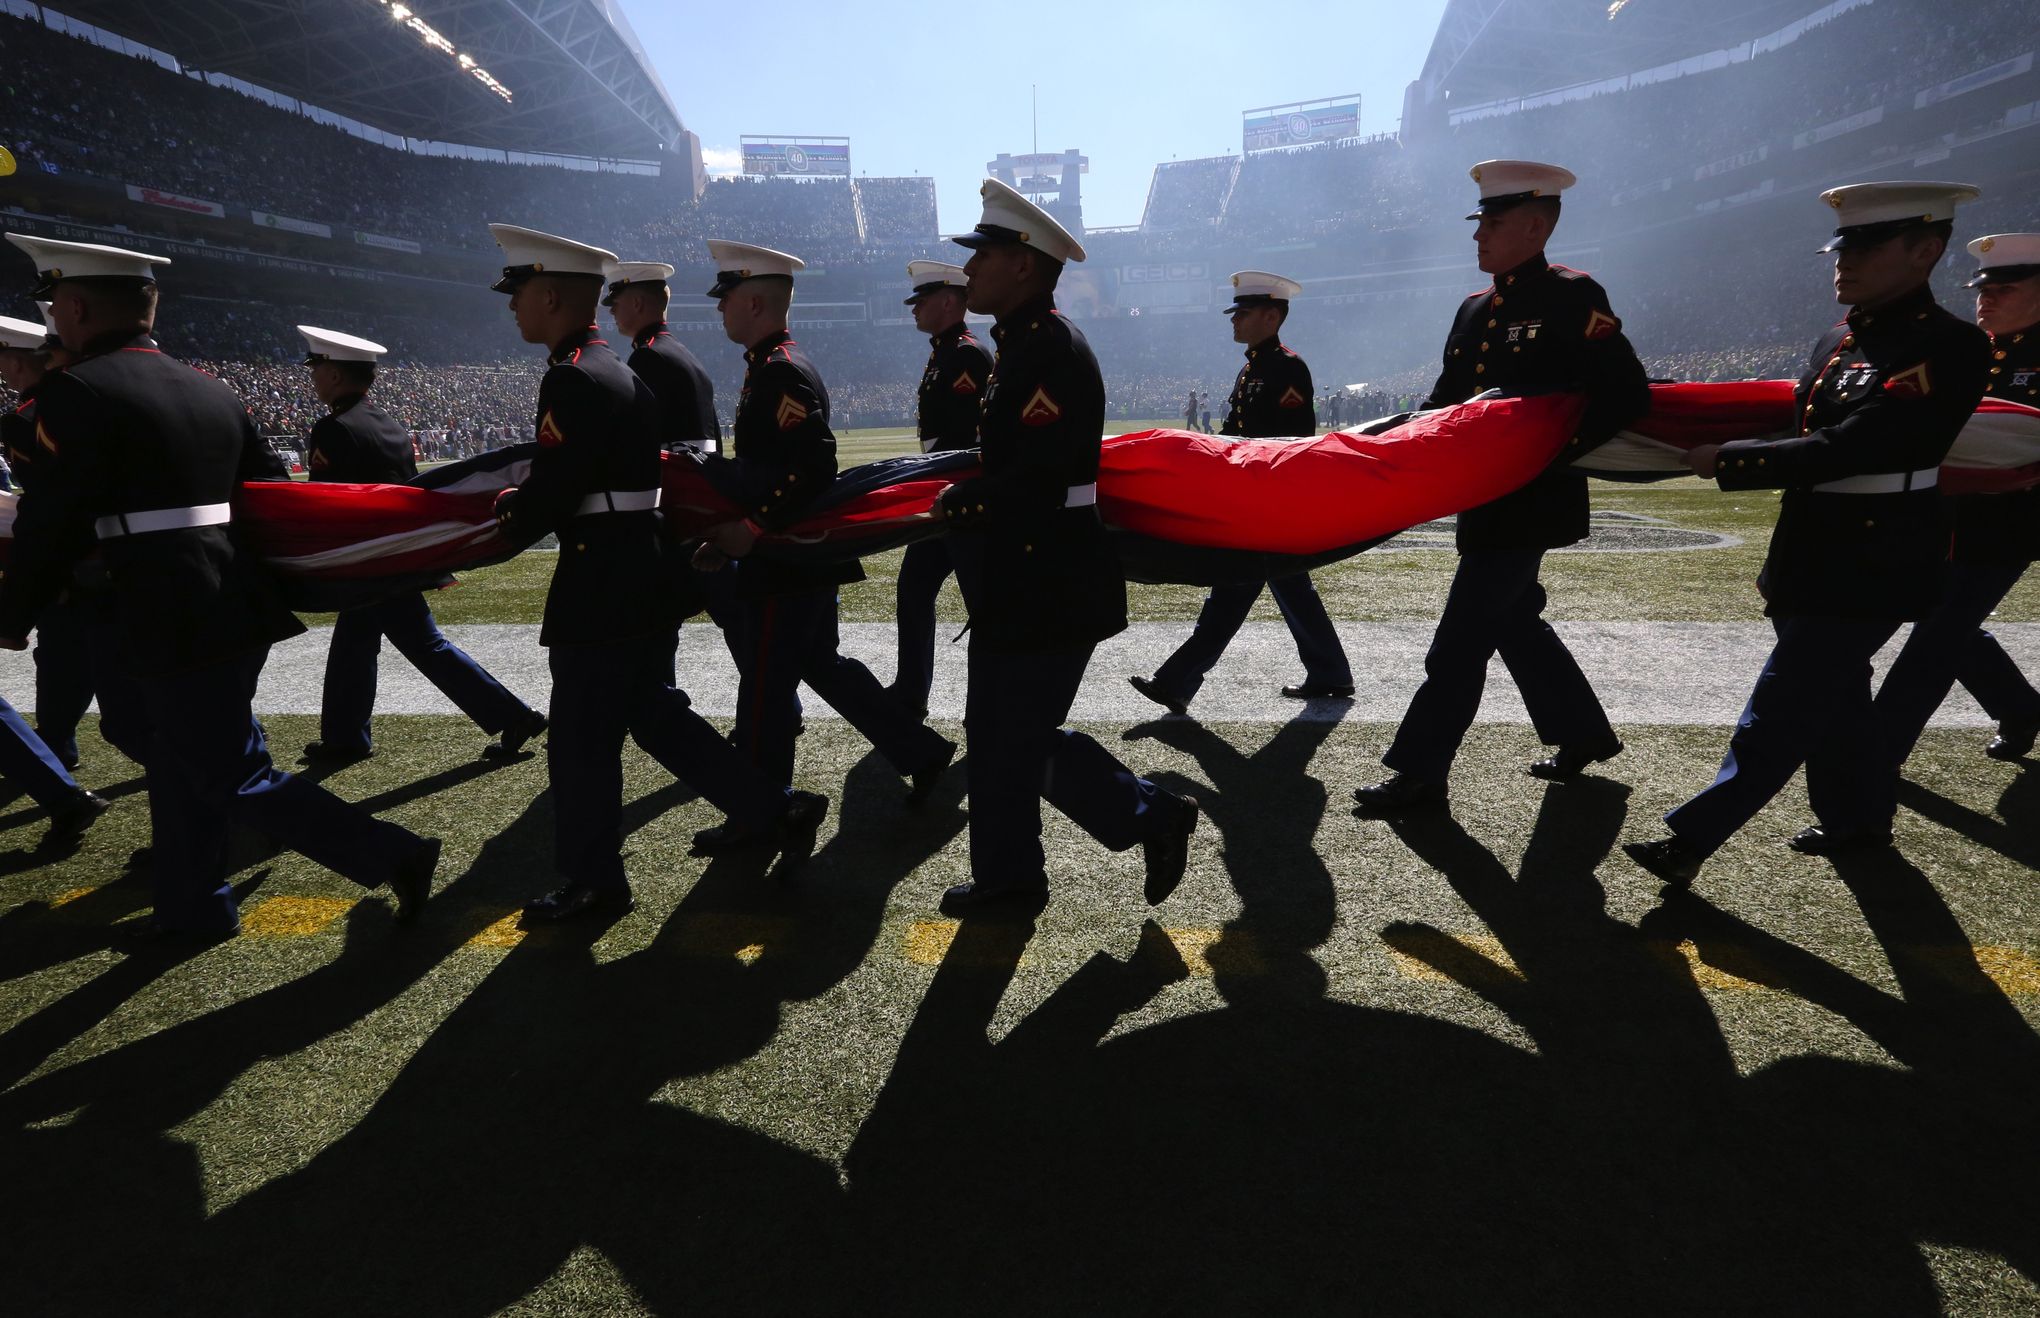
[619, 0, 1450, 231]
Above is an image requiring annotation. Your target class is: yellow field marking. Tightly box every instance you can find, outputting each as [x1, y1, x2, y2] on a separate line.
[1654, 939, 1772, 992]
[672, 913, 790, 963]
[1163, 927, 1219, 976]
[466, 911, 528, 950]
[1909, 945, 2040, 997]
[50, 887, 96, 908]
[1160, 928, 1266, 977]
[903, 920, 958, 966]
[239, 895, 355, 936]
[1383, 930, 1524, 990]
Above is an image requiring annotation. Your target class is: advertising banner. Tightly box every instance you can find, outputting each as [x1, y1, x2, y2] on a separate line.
[124, 183, 225, 217]
[254, 210, 333, 239]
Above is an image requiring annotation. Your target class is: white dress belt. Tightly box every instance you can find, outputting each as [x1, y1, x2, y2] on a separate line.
[1810, 468, 1939, 494]
[575, 489, 662, 515]
[1062, 482, 1098, 508]
[94, 502, 232, 539]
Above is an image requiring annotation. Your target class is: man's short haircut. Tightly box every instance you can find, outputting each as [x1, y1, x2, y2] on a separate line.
[337, 360, 377, 389]
[72, 278, 159, 324]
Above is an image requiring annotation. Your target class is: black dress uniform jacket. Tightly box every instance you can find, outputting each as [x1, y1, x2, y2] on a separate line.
[916, 322, 993, 452]
[941, 294, 1126, 654]
[1948, 322, 2039, 566]
[494, 326, 673, 647]
[0, 332, 301, 672]
[307, 395, 417, 483]
[721, 329, 858, 597]
[1223, 337, 1317, 438]
[1424, 252, 1650, 550]
[1716, 284, 1989, 619]
[628, 322, 720, 452]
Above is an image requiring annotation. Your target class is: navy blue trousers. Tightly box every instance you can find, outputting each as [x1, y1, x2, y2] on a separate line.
[1873, 560, 2040, 764]
[32, 589, 149, 766]
[142, 650, 424, 933]
[891, 536, 982, 711]
[728, 590, 951, 789]
[1152, 572, 1351, 703]
[321, 591, 533, 752]
[0, 693, 78, 808]
[966, 643, 1166, 888]
[548, 631, 789, 891]
[1666, 616, 1901, 856]
[1385, 549, 1614, 782]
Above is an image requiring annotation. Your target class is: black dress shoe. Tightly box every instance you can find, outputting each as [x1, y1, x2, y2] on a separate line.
[1786, 825, 1894, 856]
[905, 738, 959, 807]
[43, 789, 111, 846]
[1128, 675, 1188, 717]
[1985, 716, 2038, 761]
[522, 880, 634, 923]
[482, 712, 548, 759]
[1350, 774, 1447, 816]
[119, 916, 239, 953]
[1281, 682, 1356, 700]
[939, 879, 1050, 917]
[691, 791, 830, 857]
[301, 740, 373, 766]
[1622, 836, 1703, 886]
[1142, 791, 1200, 905]
[388, 837, 441, 923]
[1528, 738, 1625, 782]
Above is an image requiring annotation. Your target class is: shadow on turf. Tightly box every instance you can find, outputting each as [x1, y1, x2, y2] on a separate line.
[6, 744, 2038, 1313]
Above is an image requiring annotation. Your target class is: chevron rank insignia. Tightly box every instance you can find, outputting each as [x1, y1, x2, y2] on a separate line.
[1278, 385, 1307, 408]
[35, 417, 56, 454]
[537, 410, 565, 447]
[776, 394, 809, 430]
[1019, 387, 1061, 427]
[1584, 309, 1620, 340]
[951, 372, 980, 395]
[1882, 362, 1932, 398]
[308, 448, 329, 471]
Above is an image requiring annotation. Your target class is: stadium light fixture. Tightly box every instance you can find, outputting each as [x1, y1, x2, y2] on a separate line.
[372, 0, 513, 103]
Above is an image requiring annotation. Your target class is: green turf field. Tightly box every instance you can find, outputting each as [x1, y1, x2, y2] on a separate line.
[6, 430, 2039, 1314]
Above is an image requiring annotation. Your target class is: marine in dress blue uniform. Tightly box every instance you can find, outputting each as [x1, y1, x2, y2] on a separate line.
[1355, 161, 1649, 816]
[294, 325, 547, 764]
[0, 305, 142, 771]
[603, 262, 722, 455]
[0, 233, 439, 943]
[1625, 182, 1991, 885]
[889, 259, 990, 719]
[1130, 271, 1353, 714]
[1872, 232, 2040, 764]
[935, 179, 1200, 913]
[484, 225, 820, 922]
[689, 240, 956, 813]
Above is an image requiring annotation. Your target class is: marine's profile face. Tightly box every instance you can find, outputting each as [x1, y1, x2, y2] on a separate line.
[1976, 275, 2040, 336]
[1832, 232, 1939, 310]
[962, 244, 1025, 318]
[1229, 304, 1280, 345]
[507, 279, 547, 345]
[1472, 204, 1548, 275]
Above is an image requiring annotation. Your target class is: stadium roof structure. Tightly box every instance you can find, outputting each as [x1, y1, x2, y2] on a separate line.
[46, 0, 684, 158]
[1417, 0, 1824, 108]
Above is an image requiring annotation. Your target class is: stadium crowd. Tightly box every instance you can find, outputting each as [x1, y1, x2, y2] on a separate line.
[2, 0, 2033, 440]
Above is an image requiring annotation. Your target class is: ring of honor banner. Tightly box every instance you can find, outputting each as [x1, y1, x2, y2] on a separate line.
[739, 137, 851, 177]
[1242, 97, 1361, 152]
